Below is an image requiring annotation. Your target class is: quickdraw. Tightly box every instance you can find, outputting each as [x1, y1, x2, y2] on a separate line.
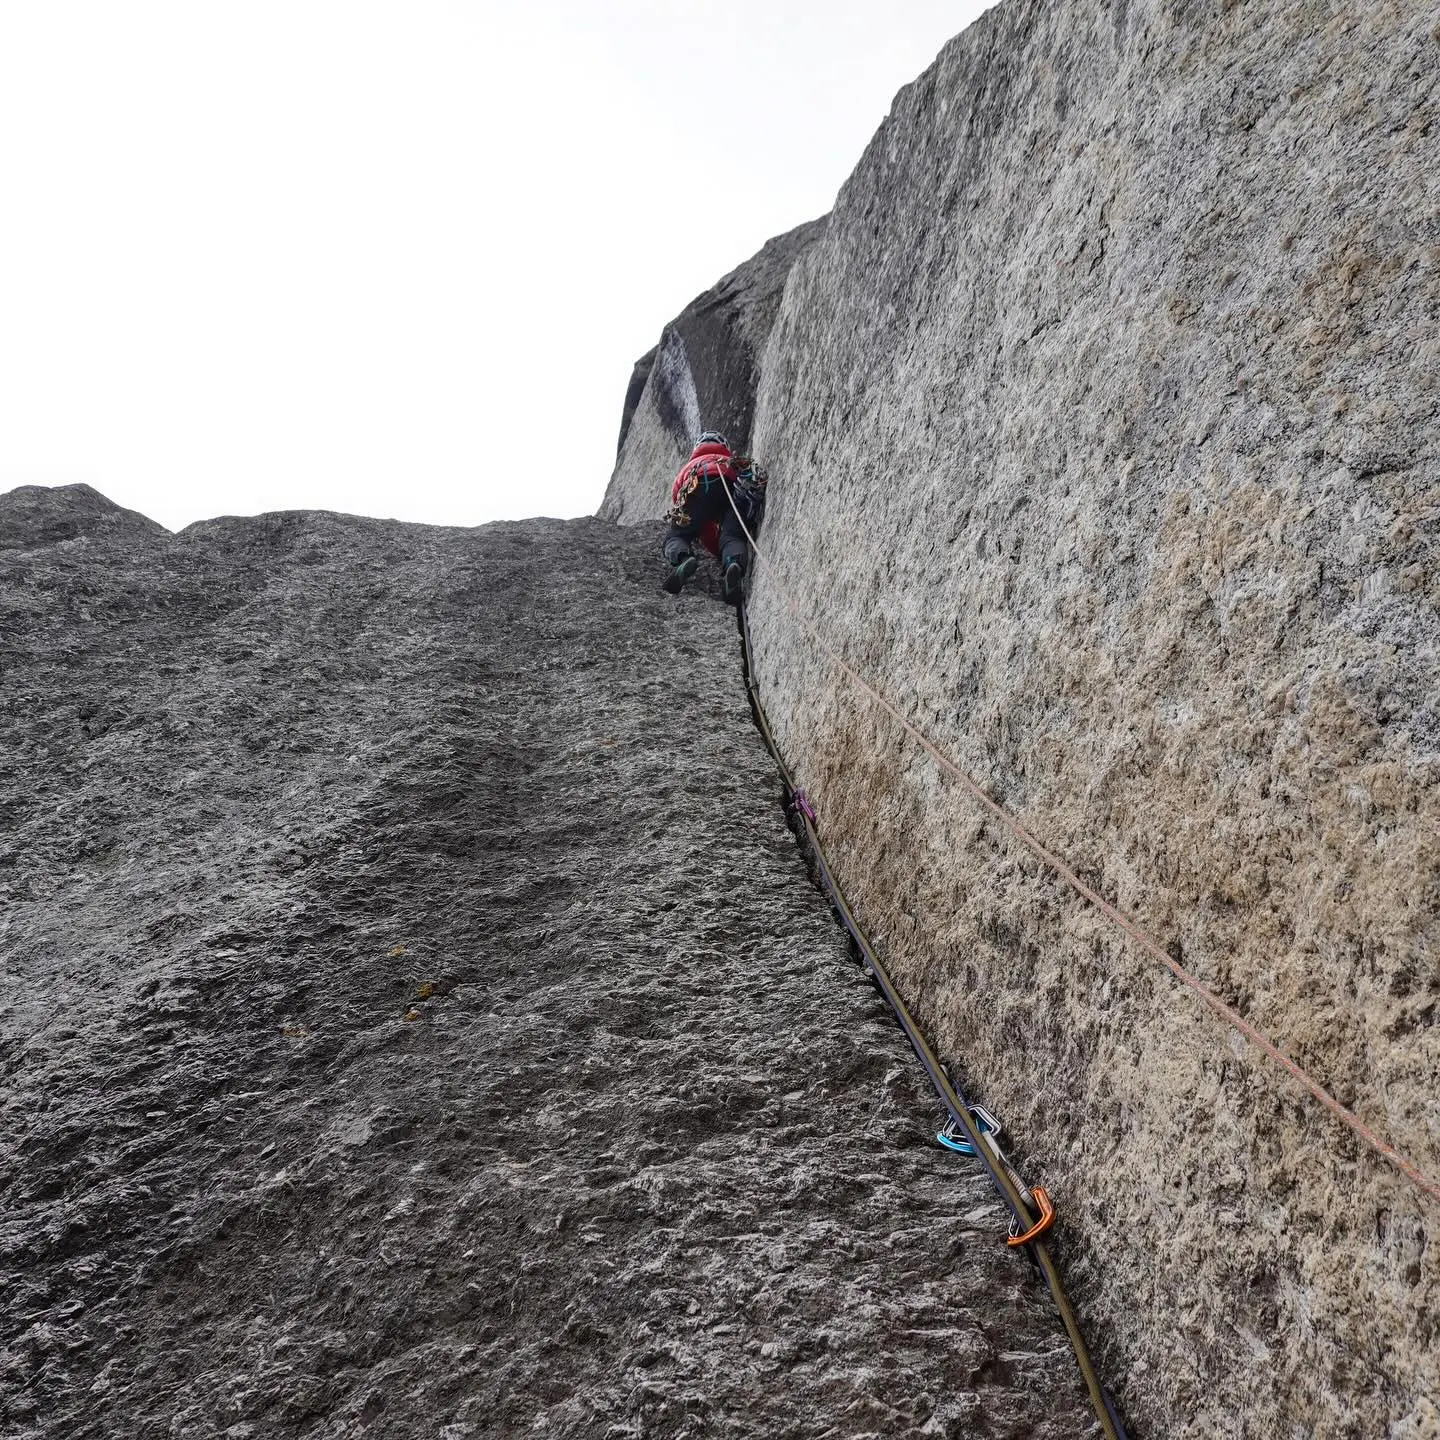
[789, 788, 817, 825]
[937, 1108, 1054, 1244]
[937, 1104, 1002, 1155]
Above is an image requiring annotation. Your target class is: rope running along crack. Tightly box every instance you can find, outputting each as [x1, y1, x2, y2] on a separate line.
[733, 595, 1129, 1440]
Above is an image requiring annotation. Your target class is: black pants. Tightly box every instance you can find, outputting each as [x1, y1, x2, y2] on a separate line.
[662, 474, 755, 570]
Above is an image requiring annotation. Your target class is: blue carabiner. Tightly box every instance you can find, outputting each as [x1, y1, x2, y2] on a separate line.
[937, 1104, 1003, 1156]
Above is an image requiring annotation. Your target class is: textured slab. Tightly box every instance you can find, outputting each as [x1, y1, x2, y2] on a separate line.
[0, 487, 1095, 1438]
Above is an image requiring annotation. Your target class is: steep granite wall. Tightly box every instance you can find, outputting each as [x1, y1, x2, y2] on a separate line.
[741, 2, 1440, 1436]
[600, 217, 826, 523]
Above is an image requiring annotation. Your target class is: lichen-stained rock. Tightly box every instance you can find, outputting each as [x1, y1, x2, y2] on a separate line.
[740, 2, 1440, 1436]
[600, 217, 827, 524]
[0, 483, 1097, 1438]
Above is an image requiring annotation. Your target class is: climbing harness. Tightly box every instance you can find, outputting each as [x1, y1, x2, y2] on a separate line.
[720, 477, 1440, 1211]
[734, 596, 1129, 1440]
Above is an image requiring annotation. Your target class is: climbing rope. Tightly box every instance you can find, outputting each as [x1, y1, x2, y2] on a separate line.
[722, 476, 1440, 1210]
[734, 598, 1128, 1440]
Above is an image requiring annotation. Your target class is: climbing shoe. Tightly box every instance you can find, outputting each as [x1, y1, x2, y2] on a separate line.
[722, 560, 746, 606]
[662, 553, 698, 594]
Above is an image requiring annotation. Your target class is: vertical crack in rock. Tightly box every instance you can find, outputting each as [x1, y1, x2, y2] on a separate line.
[0, 484, 1097, 1438]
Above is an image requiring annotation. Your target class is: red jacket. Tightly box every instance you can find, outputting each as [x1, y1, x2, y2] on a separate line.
[669, 441, 738, 556]
[670, 441, 737, 504]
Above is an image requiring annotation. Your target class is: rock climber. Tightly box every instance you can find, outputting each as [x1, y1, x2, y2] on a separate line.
[661, 431, 767, 603]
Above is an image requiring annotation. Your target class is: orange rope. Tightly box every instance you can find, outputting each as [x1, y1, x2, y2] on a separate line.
[723, 478, 1440, 1208]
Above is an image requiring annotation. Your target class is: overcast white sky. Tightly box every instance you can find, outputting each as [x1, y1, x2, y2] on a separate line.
[0, 2, 998, 531]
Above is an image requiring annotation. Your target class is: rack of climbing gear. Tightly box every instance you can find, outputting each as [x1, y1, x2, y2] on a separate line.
[732, 593, 1128, 1440]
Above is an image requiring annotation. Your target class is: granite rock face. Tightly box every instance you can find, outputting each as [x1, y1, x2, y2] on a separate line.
[0, 484, 1098, 1438]
[0, 483, 165, 552]
[600, 217, 827, 524]
[732, 2, 1440, 1436]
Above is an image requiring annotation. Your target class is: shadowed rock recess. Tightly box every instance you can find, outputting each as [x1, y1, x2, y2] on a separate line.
[0, 484, 1098, 1438]
[603, 2, 1440, 1436]
[600, 217, 827, 525]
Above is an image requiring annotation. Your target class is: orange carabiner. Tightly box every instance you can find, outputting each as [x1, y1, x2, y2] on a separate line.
[1006, 1186, 1056, 1247]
